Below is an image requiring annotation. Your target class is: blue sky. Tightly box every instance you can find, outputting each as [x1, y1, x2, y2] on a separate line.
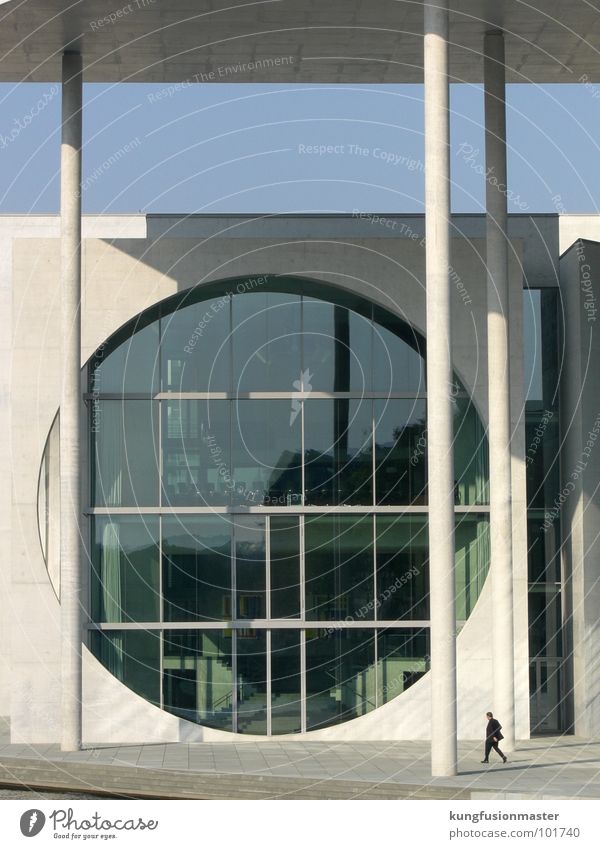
[0, 82, 599, 214]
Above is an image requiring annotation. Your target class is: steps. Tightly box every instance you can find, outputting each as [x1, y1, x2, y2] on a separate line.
[0, 756, 471, 800]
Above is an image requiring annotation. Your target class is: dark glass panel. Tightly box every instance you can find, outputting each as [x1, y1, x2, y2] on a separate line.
[89, 319, 160, 394]
[372, 310, 424, 394]
[91, 516, 160, 623]
[302, 299, 372, 392]
[270, 517, 301, 619]
[90, 629, 160, 706]
[374, 399, 427, 505]
[377, 628, 429, 704]
[453, 396, 489, 505]
[162, 400, 231, 507]
[232, 400, 301, 507]
[304, 399, 373, 506]
[525, 409, 559, 508]
[162, 516, 232, 621]
[163, 630, 233, 731]
[237, 630, 268, 734]
[527, 515, 560, 584]
[305, 629, 376, 730]
[232, 292, 301, 392]
[455, 514, 490, 620]
[161, 295, 231, 392]
[235, 517, 266, 620]
[375, 516, 429, 620]
[529, 586, 563, 658]
[305, 515, 374, 621]
[271, 630, 302, 734]
[92, 400, 159, 507]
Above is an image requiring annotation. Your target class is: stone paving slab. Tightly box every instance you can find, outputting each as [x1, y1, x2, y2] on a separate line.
[0, 738, 598, 800]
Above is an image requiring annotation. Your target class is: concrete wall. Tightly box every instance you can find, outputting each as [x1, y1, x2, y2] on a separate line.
[559, 239, 600, 737]
[5, 214, 535, 742]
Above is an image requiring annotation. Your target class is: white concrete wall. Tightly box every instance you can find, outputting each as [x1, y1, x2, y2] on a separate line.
[6, 214, 533, 742]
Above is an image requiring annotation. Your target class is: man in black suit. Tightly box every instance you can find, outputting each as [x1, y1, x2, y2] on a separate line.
[481, 711, 508, 763]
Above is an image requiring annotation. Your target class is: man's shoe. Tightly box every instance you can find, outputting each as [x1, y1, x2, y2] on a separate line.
[502, 757, 508, 763]
[480, 759, 489, 763]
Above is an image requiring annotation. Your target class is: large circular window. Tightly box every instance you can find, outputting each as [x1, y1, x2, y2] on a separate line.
[86, 275, 489, 735]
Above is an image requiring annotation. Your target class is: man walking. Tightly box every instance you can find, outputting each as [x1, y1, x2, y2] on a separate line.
[481, 711, 508, 763]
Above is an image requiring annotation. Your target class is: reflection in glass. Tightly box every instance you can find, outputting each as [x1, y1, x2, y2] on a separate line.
[162, 516, 232, 621]
[304, 400, 373, 505]
[453, 396, 489, 505]
[270, 517, 301, 619]
[302, 299, 372, 392]
[375, 399, 427, 505]
[271, 630, 302, 733]
[232, 401, 301, 506]
[235, 517, 266, 619]
[161, 295, 231, 391]
[375, 516, 429, 620]
[90, 319, 159, 394]
[163, 630, 234, 731]
[305, 515, 374, 621]
[237, 631, 268, 734]
[91, 516, 160, 623]
[377, 629, 429, 704]
[92, 400, 159, 507]
[455, 515, 490, 620]
[305, 629, 376, 730]
[232, 292, 301, 391]
[162, 400, 230, 507]
[90, 629, 160, 706]
[529, 585, 562, 658]
[372, 310, 424, 394]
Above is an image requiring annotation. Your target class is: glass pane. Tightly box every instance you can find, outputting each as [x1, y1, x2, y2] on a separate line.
[529, 585, 562, 658]
[232, 292, 301, 391]
[163, 630, 233, 731]
[302, 299, 372, 392]
[91, 516, 160, 623]
[235, 517, 266, 619]
[90, 629, 160, 706]
[305, 629, 376, 730]
[89, 319, 160, 394]
[375, 399, 427, 505]
[162, 516, 232, 621]
[270, 517, 301, 619]
[453, 396, 489, 505]
[232, 400, 301, 507]
[237, 630, 268, 734]
[304, 399, 373, 506]
[455, 515, 490, 620]
[372, 310, 424, 394]
[305, 515, 374, 621]
[528, 515, 560, 583]
[375, 516, 429, 619]
[92, 400, 159, 507]
[377, 628, 429, 704]
[162, 400, 231, 507]
[271, 630, 302, 734]
[161, 295, 231, 391]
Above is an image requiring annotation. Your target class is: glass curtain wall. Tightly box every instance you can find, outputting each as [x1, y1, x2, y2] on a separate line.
[87, 279, 490, 735]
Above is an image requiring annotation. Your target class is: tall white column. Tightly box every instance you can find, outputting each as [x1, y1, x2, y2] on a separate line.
[484, 31, 516, 751]
[424, 0, 457, 777]
[60, 51, 83, 752]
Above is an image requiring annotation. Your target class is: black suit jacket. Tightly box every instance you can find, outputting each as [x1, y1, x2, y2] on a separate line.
[486, 718, 504, 741]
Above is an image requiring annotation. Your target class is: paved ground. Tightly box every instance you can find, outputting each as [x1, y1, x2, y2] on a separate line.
[0, 737, 598, 799]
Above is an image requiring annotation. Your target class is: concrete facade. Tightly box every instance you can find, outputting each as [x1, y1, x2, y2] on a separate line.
[2, 212, 593, 744]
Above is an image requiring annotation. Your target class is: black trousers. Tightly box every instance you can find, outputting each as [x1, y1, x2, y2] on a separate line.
[484, 739, 506, 760]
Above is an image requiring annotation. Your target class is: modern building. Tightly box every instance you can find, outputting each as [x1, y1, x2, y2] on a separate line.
[0, 1, 599, 778]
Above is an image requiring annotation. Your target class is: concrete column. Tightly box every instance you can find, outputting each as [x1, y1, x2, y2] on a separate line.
[60, 52, 83, 752]
[424, 0, 457, 777]
[484, 31, 516, 751]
